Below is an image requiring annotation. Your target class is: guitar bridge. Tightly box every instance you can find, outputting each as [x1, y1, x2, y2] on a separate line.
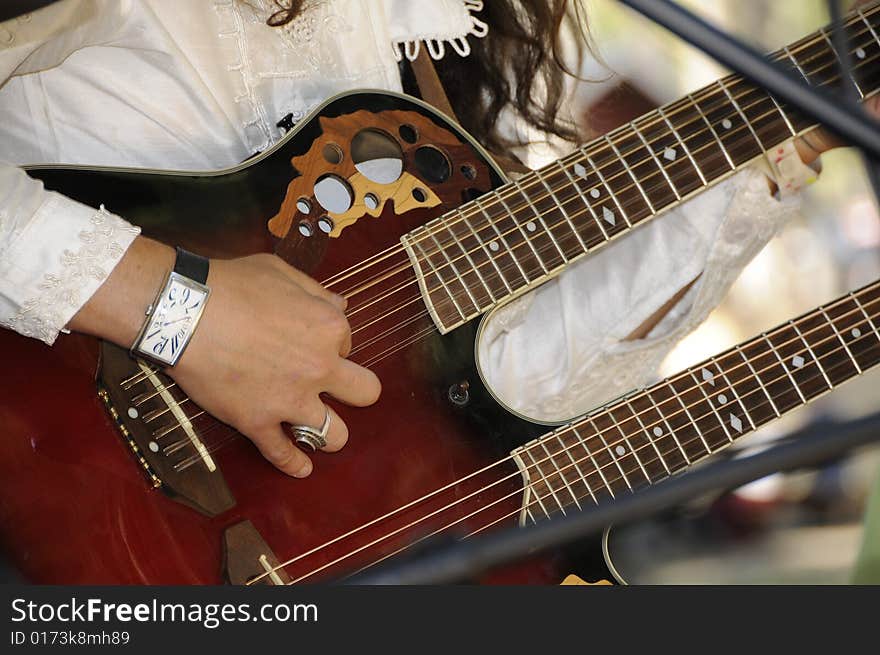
[98, 341, 236, 516]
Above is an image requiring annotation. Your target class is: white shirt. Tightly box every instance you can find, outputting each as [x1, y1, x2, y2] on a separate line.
[0, 0, 804, 422]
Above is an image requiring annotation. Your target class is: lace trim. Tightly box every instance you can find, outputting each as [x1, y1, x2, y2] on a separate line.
[392, 0, 489, 62]
[2, 206, 140, 345]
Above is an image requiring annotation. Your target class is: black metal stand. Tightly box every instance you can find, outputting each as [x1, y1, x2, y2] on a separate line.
[617, 0, 880, 161]
[345, 413, 880, 585]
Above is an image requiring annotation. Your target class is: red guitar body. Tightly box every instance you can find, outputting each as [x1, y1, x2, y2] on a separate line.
[0, 91, 608, 584]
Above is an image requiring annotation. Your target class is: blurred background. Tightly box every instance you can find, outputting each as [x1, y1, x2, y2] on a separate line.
[568, 0, 880, 584]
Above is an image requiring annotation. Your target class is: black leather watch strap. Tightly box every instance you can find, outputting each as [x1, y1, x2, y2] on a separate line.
[174, 247, 210, 284]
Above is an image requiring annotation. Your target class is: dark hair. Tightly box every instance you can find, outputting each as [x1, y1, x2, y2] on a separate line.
[264, 1, 591, 157]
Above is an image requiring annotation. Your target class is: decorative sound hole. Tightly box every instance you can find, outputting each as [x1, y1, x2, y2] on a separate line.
[314, 175, 354, 214]
[461, 164, 477, 180]
[351, 128, 403, 184]
[399, 123, 419, 144]
[322, 143, 344, 165]
[412, 187, 428, 203]
[296, 197, 312, 214]
[414, 146, 451, 183]
[298, 221, 314, 237]
[317, 216, 334, 233]
[364, 192, 380, 210]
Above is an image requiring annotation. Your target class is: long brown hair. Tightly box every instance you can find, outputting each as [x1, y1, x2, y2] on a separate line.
[265, 0, 591, 156]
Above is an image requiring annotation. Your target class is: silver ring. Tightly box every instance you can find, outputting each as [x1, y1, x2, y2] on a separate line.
[291, 407, 331, 451]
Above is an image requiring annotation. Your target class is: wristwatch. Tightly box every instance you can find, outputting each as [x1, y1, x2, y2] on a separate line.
[131, 247, 211, 367]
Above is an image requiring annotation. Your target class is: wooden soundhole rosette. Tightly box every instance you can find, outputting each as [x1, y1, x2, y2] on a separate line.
[267, 108, 492, 240]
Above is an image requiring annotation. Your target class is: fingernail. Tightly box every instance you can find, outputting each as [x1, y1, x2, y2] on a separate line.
[294, 460, 312, 478]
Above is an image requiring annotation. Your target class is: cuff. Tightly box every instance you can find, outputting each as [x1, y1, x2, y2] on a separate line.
[0, 194, 140, 345]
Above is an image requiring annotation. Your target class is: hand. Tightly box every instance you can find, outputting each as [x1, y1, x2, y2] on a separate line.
[168, 253, 381, 478]
[69, 238, 381, 479]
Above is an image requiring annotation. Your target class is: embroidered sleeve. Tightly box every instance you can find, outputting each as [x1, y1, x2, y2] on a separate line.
[0, 165, 140, 345]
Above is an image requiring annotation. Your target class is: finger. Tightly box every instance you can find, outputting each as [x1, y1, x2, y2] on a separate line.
[285, 266, 347, 311]
[324, 359, 382, 407]
[287, 400, 349, 454]
[251, 424, 313, 478]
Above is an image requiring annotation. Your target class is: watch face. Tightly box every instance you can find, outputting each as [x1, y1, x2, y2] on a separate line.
[136, 274, 209, 366]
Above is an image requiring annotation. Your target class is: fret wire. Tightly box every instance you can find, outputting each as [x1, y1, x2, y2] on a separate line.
[819, 27, 866, 98]
[718, 78, 771, 152]
[858, 8, 880, 55]
[460, 209, 513, 295]
[589, 420, 633, 491]
[427, 231, 482, 312]
[768, 94, 798, 136]
[789, 320, 833, 389]
[555, 433, 595, 506]
[494, 191, 550, 275]
[631, 124, 682, 201]
[687, 92, 737, 171]
[557, 160, 612, 241]
[510, 177, 569, 264]
[521, 448, 555, 518]
[784, 44, 813, 86]
[708, 356, 757, 431]
[657, 106, 709, 186]
[539, 440, 580, 510]
[572, 426, 616, 498]
[472, 196, 531, 286]
[687, 370, 734, 444]
[559, 430, 600, 504]
[605, 408, 652, 484]
[604, 134, 657, 213]
[763, 333, 807, 403]
[411, 238, 467, 321]
[644, 390, 692, 465]
[851, 292, 880, 343]
[734, 344, 782, 417]
[670, 380, 718, 450]
[820, 308, 863, 373]
[623, 398, 672, 475]
[585, 151, 633, 227]
[444, 219, 497, 304]
[534, 167, 590, 255]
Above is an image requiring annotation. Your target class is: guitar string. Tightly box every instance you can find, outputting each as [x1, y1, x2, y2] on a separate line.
[173, 278, 877, 476]
[122, 25, 877, 392]
[339, 46, 878, 340]
[136, 19, 873, 462]
[241, 285, 879, 582]
[289, 339, 880, 585]
[154, 46, 866, 461]
[325, 14, 879, 305]
[320, 7, 878, 293]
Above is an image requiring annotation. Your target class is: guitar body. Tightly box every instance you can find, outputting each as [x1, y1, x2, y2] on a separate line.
[0, 91, 612, 584]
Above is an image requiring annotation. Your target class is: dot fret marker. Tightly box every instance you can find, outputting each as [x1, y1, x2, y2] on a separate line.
[526, 221, 537, 232]
[791, 355, 805, 369]
[852, 328, 862, 338]
[722, 118, 733, 130]
[488, 240, 500, 252]
[653, 427, 663, 437]
[615, 445, 626, 457]
[663, 147, 677, 161]
[856, 47, 866, 59]
[717, 394, 727, 405]
[590, 188, 601, 199]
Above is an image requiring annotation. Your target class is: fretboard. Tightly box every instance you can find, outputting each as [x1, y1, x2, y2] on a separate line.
[511, 279, 880, 523]
[403, 3, 880, 334]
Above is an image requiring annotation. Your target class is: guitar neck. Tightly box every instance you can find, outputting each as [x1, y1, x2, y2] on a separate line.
[512, 280, 880, 522]
[404, 3, 880, 335]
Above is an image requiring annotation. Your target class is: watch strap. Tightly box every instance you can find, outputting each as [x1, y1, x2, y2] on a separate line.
[174, 247, 210, 284]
